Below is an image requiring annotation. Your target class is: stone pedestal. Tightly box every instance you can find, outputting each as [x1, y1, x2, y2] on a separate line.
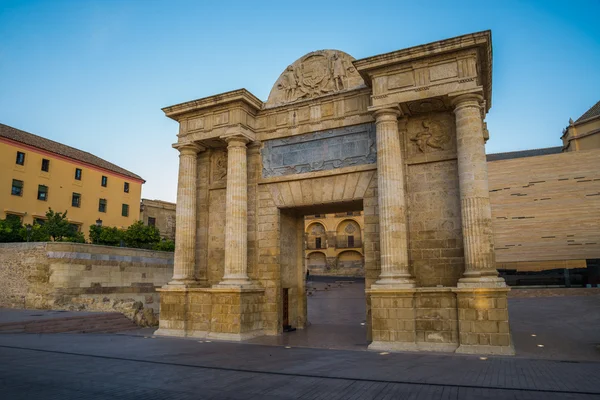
[368, 288, 418, 351]
[155, 286, 264, 340]
[368, 287, 512, 355]
[454, 288, 514, 355]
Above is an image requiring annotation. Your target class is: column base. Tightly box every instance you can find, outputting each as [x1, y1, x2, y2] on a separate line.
[166, 279, 206, 288]
[457, 276, 507, 288]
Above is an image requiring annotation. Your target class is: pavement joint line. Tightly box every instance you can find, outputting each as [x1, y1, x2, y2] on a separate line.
[0, 344, 598, 396]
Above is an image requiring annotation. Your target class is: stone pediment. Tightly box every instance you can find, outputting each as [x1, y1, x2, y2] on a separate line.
[265, 50, 366, 108]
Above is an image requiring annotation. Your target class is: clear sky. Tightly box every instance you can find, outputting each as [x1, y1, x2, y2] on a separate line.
[1, 0, 599, 202]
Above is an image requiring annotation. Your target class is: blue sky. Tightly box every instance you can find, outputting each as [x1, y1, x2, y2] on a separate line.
[1, 0, 599, 202]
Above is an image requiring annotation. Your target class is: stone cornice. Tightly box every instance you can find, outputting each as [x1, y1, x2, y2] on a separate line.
[162, 89, 264, 120]
[354, 30, 492, 110]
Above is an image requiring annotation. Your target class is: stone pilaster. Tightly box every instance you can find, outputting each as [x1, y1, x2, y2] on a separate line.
[372, 108, 415, 288]
[170, 142, 204, 286]
[217, 135, 254, 287]
[452, 93, 505, 288]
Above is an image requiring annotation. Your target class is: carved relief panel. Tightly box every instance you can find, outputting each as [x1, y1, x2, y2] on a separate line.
[405, 112, 456, 164]
[265, 50, 365, 108]
[210, 149, 228, 184]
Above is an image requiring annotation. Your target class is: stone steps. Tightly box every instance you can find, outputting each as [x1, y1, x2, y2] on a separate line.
[0, 313, 139, 334]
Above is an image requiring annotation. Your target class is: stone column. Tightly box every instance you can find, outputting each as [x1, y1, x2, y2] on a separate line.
[452, 94, 505, 287]
[373, 108, 415, 287]
[170, 142, 204, 285]
[218, 136, 253, 287]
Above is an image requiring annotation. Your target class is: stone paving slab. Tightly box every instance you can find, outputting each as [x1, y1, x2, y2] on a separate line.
[0, 332, 599, 399]
[0, 308, 106, 324]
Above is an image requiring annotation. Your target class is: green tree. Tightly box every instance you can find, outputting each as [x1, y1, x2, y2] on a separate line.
[19, 223, 50, 242]
[43, 208, 73, 241]
[123, 221, 161, 249]
[0, 216, 25, 243]
[153, 239, 175, 252]
[89, 225, 123, 246]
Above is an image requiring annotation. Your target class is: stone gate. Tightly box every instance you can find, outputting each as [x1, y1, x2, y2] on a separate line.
[156, 30, 514, 355]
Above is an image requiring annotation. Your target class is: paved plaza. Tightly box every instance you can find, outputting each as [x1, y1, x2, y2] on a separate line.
[0, 278, 599, 399]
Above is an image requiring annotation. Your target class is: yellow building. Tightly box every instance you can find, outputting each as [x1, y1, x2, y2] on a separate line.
[304, 211, 364, 277]
[0, 123, 144, 237]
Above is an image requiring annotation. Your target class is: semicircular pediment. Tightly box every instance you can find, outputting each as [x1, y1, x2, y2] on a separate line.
[265, 50, 365, 108]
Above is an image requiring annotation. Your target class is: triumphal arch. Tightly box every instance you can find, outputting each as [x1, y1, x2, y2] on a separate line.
[156, 31, 514, 355]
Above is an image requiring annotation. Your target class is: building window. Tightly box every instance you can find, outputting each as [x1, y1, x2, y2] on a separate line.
[72, 193, 81, 207]
[41, 159, 50, 172]
[124, 182, 129, 193]
[122, 204, 129, 217]
[68, 223, 80, 234]
[37, 185, 48, 201]
[148, 217, 156, 227]
[101, 176, 107, 187]
[75, 168, 82, 180]
[315, 237, 322, 249]
[34, 218, 45, 225]
[16, 151, 25, 165]
[98, 198, 107, 213]
[347, 235, 355, 247]
[11, 179, 23, 196]
[6, 214, 22, 223]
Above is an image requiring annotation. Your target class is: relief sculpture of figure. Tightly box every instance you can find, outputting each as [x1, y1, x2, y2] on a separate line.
[411, 120, 450, 153]
[332, 53, 346, 91]
[278, 65, 299, 102]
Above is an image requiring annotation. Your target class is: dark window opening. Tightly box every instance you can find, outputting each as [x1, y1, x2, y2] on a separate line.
[122, 203, 129, 217]
[348, 235, 355, 247]
[101, 176, 107, 187]
[315, 237, 322, 249]
[98, 198, 107, 213]
[34, 218, 45, 226]
[124, 182, 129, 193]
[41, 159, 50, 172]
[75, 168, 82, 180]
[6, 214, 22, 223]
[37, 185, 48, 201]
[148, 217, 156, 227]
[16, 151, 25, 165]
[72, 193, 81, 207]
[11, 179, 23, 196]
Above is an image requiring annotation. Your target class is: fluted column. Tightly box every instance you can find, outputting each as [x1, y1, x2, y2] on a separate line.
[373, 108, 415, 287]
[170, 142, 204, 285]
[452, 94, 505, 287]
[218, 136, 253, 286]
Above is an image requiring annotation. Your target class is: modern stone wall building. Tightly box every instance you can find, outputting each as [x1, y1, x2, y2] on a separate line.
[156, 31, 514, 355]
[304, 211, 364, 277]
[0, 124, 144, 237]
[140, 198, 176, 240]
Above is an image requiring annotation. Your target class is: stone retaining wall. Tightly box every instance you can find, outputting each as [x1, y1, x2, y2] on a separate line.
[0, 242, 173, 314]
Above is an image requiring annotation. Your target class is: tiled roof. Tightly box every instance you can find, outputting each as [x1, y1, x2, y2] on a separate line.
[0, 123, 144, 182]
[575, 100, 600, 123]
[486, 147, 563, 162]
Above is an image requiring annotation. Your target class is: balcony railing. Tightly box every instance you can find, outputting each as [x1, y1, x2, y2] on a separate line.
[336, 235, 362, 249]
[306, 242, 328, 250]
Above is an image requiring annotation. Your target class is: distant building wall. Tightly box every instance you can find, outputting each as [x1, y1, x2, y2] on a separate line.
[0, 242, 173, 312]
[488, 148, 600, 271]
[140, 199, 176, 240]
[304, 211, 364, 277]
[0, 126, 144, 238]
